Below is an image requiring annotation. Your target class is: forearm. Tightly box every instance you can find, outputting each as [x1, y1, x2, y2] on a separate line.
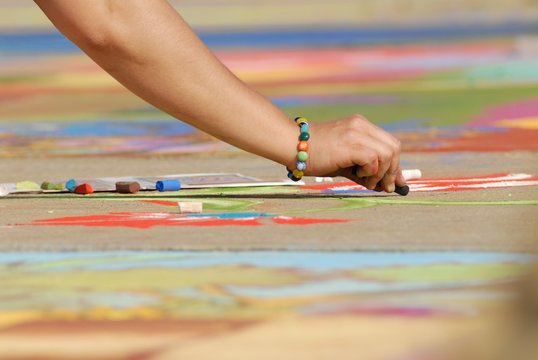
[34, 0, 298, 167]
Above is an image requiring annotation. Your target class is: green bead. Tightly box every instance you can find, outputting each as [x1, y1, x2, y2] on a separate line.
[299, 132, 310, 141]
[297, 151, 308, 162]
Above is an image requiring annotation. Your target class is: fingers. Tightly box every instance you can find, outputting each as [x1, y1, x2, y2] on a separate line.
[381, 156, 401, 193]
[395, 168, 407, 187]
[357, 137, 396, 190]
[345, 115, 404, 193]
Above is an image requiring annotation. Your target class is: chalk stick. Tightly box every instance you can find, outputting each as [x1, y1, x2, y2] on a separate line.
[315, 177, 334, 183]
[115, 181, 141, 194]
[75, 183, 94, 195]
[402, 169, 422, 181]
[0, 184, 15, 196]
[16, 181, 40, 191]
[394, 185, 410, 196]
[41, 182, 64, 191]
[156, 179, 181, 192]
[65, 179, 77, 192]
[177, 201, 203, 214]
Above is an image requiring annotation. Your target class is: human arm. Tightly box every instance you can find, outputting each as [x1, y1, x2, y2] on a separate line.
[34, 0, 405, 192]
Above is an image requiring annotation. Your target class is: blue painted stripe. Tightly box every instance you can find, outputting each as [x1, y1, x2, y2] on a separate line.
[1, 22, 538, 54]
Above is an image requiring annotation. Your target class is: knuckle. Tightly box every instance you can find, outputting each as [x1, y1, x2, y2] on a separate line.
[391, 138, 402, 152]
[347, 116, 364, 131]
[351, 113, 367, 122]
[364, 151, 377, 166]
[380, 147, 394, 162]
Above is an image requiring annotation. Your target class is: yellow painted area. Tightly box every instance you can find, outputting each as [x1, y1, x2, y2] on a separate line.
[1, 266, 305, 290]
[495, 117, 538, 129]
[47, 74, 119, 88]
[176, 3, 362, 29]
[0, 310, 44, 329]
[353, 263, 527, 282]
[5, 1, 537, 31]
[0, 7, 52, 30]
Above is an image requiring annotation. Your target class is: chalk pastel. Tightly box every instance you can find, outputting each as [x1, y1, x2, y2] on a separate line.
[16, 181, 40, 191]
[177, 201, 203, 214]
[65, 179, 77, 192]
[115, 181, 141, 194]
[41, 182, 64, 191]
[75, 183, 94, 195]
[394, 185, 410, 196]
[402, 169, 422, 181]
[156, 179, 181, 192]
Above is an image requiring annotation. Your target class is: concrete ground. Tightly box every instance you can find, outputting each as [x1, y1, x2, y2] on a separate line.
[1, 151, 537, 252]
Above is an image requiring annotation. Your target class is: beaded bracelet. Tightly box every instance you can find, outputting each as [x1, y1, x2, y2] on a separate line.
[287, 116, 310, 182]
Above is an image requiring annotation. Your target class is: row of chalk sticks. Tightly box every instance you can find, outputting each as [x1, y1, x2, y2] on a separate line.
[40, 179, 183, 195]
[42, 179, 202, 213]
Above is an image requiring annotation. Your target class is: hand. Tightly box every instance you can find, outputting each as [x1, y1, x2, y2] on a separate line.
[305, 114, 406, 193]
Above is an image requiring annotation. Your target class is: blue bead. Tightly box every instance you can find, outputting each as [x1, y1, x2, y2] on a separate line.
[300, 123, 309, 133]
[296, 161, 307, 171]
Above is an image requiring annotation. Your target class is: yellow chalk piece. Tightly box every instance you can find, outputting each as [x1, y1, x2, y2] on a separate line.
[15, 181, 41, 191]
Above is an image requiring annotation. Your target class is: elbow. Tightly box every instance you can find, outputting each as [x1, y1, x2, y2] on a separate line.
[73, 24, 122, 54]
[69, 22, 141, 73]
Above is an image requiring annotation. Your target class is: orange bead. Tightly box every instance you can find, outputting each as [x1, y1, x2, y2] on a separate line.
[297, 141, 309, 152]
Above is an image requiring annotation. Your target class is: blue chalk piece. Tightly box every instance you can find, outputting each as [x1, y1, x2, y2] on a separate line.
[156, 179, 181, 192]
[65, 179, 77, 192]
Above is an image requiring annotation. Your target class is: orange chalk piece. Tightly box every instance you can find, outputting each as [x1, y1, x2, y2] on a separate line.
[75, 183, 94, 195]
[115, 181, 141, 194]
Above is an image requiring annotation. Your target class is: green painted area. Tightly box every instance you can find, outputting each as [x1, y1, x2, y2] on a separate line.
[191, 198, 261, 211]
[284, 198, 538, 215]
[0, 75, 51, 84]
[282, 84, 538, 126]
[365, 199, 538, 206]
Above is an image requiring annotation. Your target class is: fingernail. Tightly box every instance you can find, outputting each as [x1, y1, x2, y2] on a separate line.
[387, 183, 395, 193]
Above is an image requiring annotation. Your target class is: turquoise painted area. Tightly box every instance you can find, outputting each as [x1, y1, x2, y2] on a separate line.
[466, 61, 538, 83]
[0, 251, 533, 273]
[0, 120, 195, 137]
[227, 277, 497, 298]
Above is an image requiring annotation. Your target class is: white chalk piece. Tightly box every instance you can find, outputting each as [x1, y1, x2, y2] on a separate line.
[402, 169, 422, 181]
[177, 201, 203, 214]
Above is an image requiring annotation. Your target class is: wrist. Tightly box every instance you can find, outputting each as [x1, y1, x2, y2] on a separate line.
[285, 117, 311, 182]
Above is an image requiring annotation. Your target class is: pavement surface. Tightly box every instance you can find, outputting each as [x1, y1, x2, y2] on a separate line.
[1, 1, 538, 360]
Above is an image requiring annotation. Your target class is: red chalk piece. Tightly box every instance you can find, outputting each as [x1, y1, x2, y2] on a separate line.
[75, 183, 94, 195]
[115, 181, 141, 194]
